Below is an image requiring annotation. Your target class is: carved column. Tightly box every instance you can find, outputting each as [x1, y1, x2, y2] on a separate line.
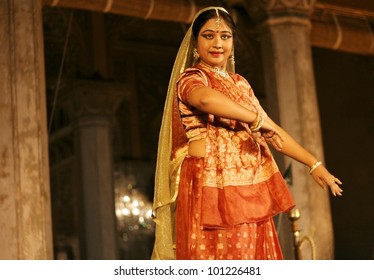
[0, 0, 53, 259]
[245, 0, 333, 259]
[63, 81, 125, 259]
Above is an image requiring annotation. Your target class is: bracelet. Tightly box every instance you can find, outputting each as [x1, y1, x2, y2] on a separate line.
[309, 161, 322, 174]
[249, 113, 260, 129]
[254, 115, 264, 132]
[250, 113, 264, 132]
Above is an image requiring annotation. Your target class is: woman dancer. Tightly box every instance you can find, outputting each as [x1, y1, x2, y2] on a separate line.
[151, 6, 342, 260]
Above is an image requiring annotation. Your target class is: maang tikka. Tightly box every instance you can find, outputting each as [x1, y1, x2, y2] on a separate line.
[215, 8, 221, 28]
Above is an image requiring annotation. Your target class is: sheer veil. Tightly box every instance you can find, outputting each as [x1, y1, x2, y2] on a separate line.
[151, 6, 233, 260]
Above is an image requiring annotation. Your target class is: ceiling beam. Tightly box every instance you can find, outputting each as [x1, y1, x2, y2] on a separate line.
[43, 0, 374, 55]
[42, 0, 215, 23]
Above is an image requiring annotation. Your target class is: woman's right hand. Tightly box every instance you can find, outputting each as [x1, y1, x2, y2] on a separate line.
[310, 164, 343, 196]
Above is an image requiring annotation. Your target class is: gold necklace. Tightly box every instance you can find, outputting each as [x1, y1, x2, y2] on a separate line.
[200, 61, 229, 78]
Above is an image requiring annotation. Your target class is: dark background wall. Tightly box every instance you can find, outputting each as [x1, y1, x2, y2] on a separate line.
[312, 48, 374, 259]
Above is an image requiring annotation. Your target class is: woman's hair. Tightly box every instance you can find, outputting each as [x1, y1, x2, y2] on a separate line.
[192, 9, 236, 40]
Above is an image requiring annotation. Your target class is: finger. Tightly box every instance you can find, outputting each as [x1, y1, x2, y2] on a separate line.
[274, 136, 283, 150]
[334, 177, 343, 185]
[273, 140, 282, 151]
[274, 130, 284, 142]
[336, 190, 343, 196]
[268, 138, 282, 151]
[252, 132, 261, 141]
[335, 185, 343, 194]
[258, 139, 267, 148]
[330, 176, 343, 185]
[333, 187, 343, 196]
[268, 134, 281, 145]
[331, 183, 343, 196]
[316, 177, 327, 190]
[254, 135, 266, 147]
[330, 184, 337, 196]
[254, 136, 263, 143]
[272, 142, 282, 151]
[325, 176, 337, 188]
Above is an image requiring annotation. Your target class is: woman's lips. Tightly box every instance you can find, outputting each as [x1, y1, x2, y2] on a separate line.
[210, 52, 223, 57]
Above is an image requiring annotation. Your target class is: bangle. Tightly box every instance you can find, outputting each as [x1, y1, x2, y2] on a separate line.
[309, 161, 322, 174]
[250, 113, 264, 132]
[250, 113, 260, 128]
[254, 115, 265, 132]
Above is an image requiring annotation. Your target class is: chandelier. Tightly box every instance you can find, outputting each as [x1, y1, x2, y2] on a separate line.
[114, 166, 155, 257]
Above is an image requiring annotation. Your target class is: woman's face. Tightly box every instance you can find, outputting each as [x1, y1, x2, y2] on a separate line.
[196, 17, 234, 70]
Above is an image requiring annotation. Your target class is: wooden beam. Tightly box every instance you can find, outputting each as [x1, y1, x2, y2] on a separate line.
[43, 0, 213, 23]
[311, 10, 374, 55]
[43, 0, 374, 55]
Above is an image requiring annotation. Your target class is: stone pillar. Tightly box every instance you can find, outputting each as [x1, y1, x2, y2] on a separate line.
[246, 0, 333, 259]
[0, 0, 53, 259]
[64, 81, 124, 259]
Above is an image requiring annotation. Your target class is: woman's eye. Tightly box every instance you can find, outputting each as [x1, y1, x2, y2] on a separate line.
[222, 35, 232, 40]
[201, 33, 232, 40]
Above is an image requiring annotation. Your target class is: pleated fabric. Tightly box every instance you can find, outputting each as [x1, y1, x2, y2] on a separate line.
[176, 156, 284, 260]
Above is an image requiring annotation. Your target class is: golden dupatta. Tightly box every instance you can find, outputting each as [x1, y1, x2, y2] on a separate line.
[151, 6, 232, 260]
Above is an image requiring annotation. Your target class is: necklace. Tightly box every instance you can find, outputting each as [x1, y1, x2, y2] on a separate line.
[200, 61, 229, 78]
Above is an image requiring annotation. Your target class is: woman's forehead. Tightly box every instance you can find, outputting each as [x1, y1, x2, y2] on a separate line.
[200, 17, 232, 33]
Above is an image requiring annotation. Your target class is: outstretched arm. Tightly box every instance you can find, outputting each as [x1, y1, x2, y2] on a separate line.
[264, 117, 343, 196]
[187, 86, 342, 196]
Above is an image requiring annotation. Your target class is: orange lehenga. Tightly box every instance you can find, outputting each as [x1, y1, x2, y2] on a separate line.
[173, 63, 295, 260]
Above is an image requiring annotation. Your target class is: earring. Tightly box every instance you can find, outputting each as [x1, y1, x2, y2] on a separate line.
[193, 48, 200, 60]
[229, 54, 235, 65]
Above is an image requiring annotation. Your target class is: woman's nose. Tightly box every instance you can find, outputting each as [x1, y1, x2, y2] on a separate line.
[213, 36, 222, 48]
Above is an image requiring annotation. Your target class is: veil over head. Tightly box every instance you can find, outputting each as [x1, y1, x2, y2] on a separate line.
[151, 6, 235, 260]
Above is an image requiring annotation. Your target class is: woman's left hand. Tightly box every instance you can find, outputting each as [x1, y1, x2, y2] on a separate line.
[243, 120, 283, 150]
[257, 120, 284, 151]
[262, 131, 284, 151]
[311, 164, 343, 196]
[251, 130, 284, 151]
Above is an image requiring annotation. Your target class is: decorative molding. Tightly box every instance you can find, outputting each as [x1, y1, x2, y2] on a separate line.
[246, 0, 316, 23]
[267, 0, 315, 10]
[42, 0, 210, 23]
[62, 80, 127, 120]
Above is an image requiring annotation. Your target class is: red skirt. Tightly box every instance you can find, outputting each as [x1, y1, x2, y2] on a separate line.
[176, 156, 284, 260]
